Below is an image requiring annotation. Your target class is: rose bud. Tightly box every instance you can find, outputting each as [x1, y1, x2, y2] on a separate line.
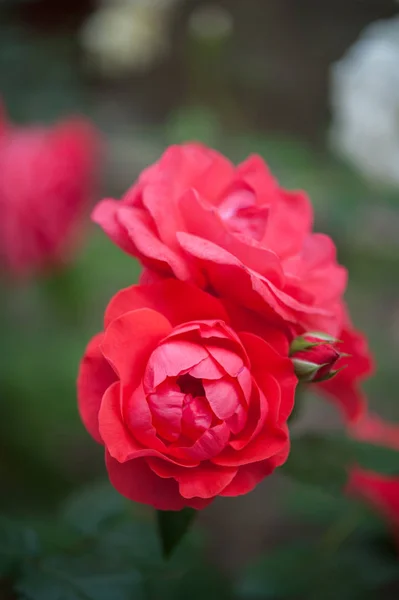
[290, 332, 343, 383]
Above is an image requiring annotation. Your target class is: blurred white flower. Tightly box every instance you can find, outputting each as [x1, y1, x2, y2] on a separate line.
[81, 0, 181, 76]
[330, 16, 399, 188]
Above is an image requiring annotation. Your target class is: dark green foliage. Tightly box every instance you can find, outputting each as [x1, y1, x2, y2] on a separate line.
[16, 557, 144, 600]
[235, 539, 399, 600]
[282, 434, 399, 493]
[0, 517, 39, 577]
[157, 508, 197, 558]
[0, 482, 228, 600]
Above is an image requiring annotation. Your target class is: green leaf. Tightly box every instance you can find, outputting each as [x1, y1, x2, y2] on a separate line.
[235, 538, 399, 600]
[289, 336, 319, 354]
[157, 508, 197, 558]
[146, 530, 231, 600]
[0, 516, 39, 576]
[350, 440, 399, 476]
[283, 483, 378, 529]
[16, 556, 144, 600]
[235, 543, 317, 599]
[291, 358, 323, 382]
[282, 434, 348, 493]
[23, 519, 81, 556]
[61, 481, 126, 537]
[160, 562, 231, 600]
[96, 521, 162, 568]
[282, 434, 399, 493]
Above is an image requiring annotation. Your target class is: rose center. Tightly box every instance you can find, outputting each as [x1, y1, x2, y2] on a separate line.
[218, 187, 269, 242]
[177, 373, 205, 398]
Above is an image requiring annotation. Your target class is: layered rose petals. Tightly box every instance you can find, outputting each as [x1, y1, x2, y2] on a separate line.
[77, 280, 297, 510]
[92, 144, 346, 336]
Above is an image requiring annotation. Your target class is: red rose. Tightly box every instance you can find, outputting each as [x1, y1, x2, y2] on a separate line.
[0, 105, 99, 277]
[347, 413, 399, 541]
[77, 280, 297, 510]
[92, 144, 347, 336]
[316, 318, 374, 422]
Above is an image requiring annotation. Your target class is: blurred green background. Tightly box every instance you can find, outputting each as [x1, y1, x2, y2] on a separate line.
[1, 1, 399, 598]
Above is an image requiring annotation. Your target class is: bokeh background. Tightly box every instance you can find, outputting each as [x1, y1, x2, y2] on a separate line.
[1, 1, 399, 598]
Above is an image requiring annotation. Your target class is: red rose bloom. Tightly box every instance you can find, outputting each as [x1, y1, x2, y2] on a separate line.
[316, 319, 374, 422]
[0, 105, 98, 277]
[92, 144, 347, 336]
[348, 413, 399, 541]
[77, 280, 297, 510]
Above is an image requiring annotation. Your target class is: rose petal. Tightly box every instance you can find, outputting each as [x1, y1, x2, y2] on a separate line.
[125, 384, 171, 455]
[142, 182, 185, 248]
[205, 342, 247, 376]
[118, 206, 200, 283]
[139, 268, 165, 285]
[179, 189, 283, 281]
[225, 402, 248, 435]
[147, 382, 184, 442]
[177, 232, 289, 318]
[237, 367, 253, 403]
[181, 395, 213, 440]
[228, 383, 267, 451]
[178, 232, 339, 334]
[220, 439, 289, 496]
[214, 425, 287, 466]
[253, 372, 281, 424]
[147, 459, 237, 499]
[235, 155, 277, 201]
[227, 302, 292, 350]
[203, 377, 241, 420]
[144, 339, 208, 389]
[77, 333, 117, 443]
[178, 465, 238, 499]
[240, 331, 297, 424]
[100, 381, 191, 465]
[99, 381, 141, 462]
[91, 199, 136, 255]
[188, 355, 225, 380]
[104, 279, 229, 329]
[219, 460, 275, 497]
[170, 422, 230, 462]
[101, 308, 172, 384]
[263, 190, 313, 257]
[106, 452, 210, 510]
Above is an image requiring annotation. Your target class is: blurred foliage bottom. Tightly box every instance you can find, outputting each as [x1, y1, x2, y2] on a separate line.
[1, 479, 399, 600]
[0, 481, 230, 600]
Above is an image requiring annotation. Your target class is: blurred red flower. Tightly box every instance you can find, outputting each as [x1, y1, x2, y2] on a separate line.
[348, 413, 399, 539]
[0, 104, 99, 278]
[77, 279, 297, 510]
